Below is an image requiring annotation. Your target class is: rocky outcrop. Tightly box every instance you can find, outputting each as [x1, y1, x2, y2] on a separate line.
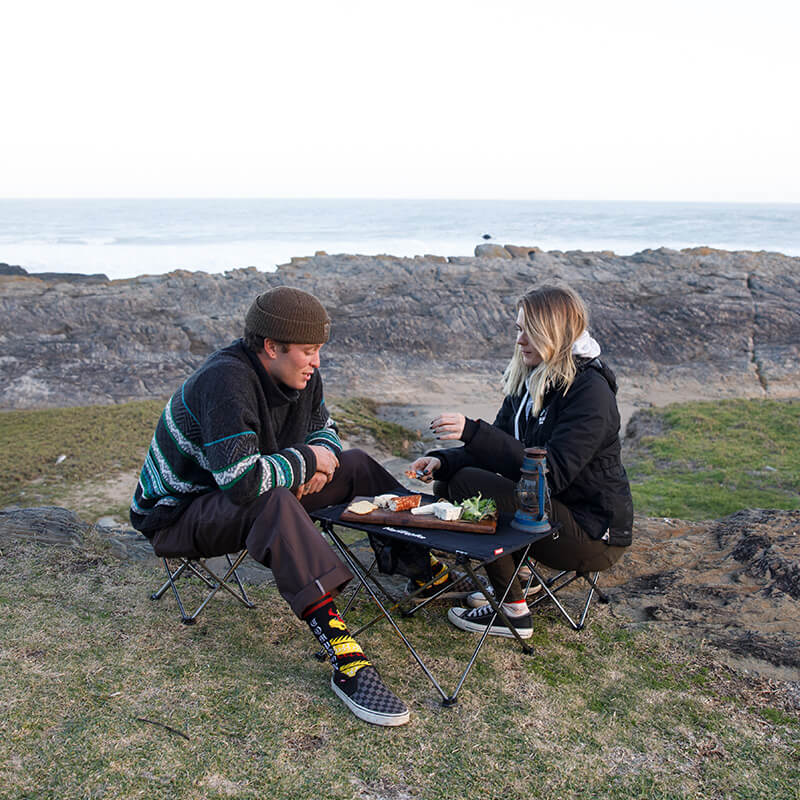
[0, 262, 108, 283]
[0, 263, 27, 276]
[0, 506, 152, 560]
[602, 509, 800, 677]
[1, 247, 799, 409]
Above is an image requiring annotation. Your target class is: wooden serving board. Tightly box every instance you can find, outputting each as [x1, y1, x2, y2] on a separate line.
[340, 497, 497, 534]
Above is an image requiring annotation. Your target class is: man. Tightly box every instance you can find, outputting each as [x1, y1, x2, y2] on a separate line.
[130, 286, 411, 726]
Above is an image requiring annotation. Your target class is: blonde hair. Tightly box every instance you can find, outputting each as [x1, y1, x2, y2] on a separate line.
[502, 285, 589, 415]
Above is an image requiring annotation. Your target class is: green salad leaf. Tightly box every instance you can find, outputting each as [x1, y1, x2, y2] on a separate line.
[459, 493, 497, 521]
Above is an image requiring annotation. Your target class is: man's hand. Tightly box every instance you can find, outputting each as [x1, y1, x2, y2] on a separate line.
[309, 445, 339, 480]
[295, 471, 329, 498]
[406, 456, 442, 483]
[430, 413, 466, 440]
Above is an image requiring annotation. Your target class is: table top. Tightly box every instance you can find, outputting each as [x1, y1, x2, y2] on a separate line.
[310, 500, 554, 564]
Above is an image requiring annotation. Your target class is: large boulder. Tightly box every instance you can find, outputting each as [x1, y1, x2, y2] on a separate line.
[474, 243, 512, 259]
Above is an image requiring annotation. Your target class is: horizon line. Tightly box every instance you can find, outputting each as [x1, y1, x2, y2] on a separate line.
[1, 196, 800, 206]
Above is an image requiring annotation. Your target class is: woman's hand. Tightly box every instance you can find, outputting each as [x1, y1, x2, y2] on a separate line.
[406, 456, 441, 483]
[430, 413, 466, 440]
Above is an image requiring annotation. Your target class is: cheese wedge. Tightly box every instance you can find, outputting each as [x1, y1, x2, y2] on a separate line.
[374, 493, 399, 509]
[410, 501, 463, 521]
[434, 503, 463, 521]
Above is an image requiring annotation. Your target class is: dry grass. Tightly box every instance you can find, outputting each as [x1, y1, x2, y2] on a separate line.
[0, 399, 165, 519]
[1, 539, 797, 800]
[2, 397, 799, 797]
[0, 397, 420, 522]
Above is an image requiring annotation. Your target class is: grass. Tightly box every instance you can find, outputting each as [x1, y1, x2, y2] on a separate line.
[0, 399, 166, 516]
[1, 396, 798, 524]
[626, 398, 800, 519]
[0, 538, 797, 800]
[2, 396, 799, 797]
[328, 397, 421, 457]
[0, 397, 420, 520]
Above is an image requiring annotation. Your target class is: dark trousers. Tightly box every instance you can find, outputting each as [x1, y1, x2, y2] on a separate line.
[151, 449, 403, 618]
[437, 467, 626, 602]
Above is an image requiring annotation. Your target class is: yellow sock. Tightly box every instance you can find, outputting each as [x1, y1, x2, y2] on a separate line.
[417, 557, 449, 587]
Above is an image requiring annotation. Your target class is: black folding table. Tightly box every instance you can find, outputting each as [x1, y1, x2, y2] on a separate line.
[310, 501, 553, 706]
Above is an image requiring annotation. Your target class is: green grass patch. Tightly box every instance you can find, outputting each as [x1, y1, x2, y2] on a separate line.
[0, 399, 165, 511]
[330, 397, 420, 457]
[1, 540, 797, 800]
[0, 396, 420, 519]
[627, 398, 800, 519]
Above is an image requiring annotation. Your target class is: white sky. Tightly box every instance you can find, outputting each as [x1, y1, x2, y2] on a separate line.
[1, 0, 798, 201]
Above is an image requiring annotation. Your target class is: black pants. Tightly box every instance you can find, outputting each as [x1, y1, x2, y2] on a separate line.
[151, 449, 403, 618]
[437, 467, 626, 602]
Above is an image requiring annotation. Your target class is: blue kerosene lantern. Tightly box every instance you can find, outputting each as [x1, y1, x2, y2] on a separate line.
[510, 447, 552, 533]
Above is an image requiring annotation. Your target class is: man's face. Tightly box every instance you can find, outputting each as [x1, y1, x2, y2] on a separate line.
[263, 341, 323, 390]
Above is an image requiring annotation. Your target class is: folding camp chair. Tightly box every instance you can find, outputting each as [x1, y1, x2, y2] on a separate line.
[150, 550, 256, 625]
[522, 559, 611, 631]
[310, 501, 553, 706]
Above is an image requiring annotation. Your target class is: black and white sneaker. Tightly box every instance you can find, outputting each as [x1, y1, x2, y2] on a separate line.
[465, 581, 542, 608]
[447, 604, 533, 639]
[331, 666, 410, 726]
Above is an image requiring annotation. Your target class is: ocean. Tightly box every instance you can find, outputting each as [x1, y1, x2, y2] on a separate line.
[1, 198, 798, 281]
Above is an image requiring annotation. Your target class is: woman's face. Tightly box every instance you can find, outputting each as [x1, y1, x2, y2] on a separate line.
[515, 308, 542, 367]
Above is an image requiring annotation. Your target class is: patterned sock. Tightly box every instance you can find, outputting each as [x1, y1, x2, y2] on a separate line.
[303, 594, 371, 678]
[415, 555, 449, 588]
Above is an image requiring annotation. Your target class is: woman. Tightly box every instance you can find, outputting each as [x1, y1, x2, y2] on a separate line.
[408, 285, 633, 639]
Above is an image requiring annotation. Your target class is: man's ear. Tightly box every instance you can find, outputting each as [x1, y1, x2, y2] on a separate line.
[262, 339, 279, 359]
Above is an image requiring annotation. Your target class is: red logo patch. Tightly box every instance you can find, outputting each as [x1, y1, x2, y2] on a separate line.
[493, 547, 504, 555]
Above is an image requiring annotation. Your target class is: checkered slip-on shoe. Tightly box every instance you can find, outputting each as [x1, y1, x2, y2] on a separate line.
[465, 581, 542, 608]
[447, 603, 533, 639]
[405, 571, 489, 604]
[331, 666, 410, 726]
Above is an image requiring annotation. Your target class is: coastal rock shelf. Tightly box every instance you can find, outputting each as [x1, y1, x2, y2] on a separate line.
[1, 246, 799, 410]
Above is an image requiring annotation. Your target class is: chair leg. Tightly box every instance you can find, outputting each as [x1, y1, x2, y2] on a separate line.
[150, 558, 197, 624]
[150, 550, 255, 624]
[150, 559, 189, 601]
[225, 552, 255, 608]
[525, 564, 606, 631]
[581, 571, 611, 604]
[576, 571, 600, 630]
[168, 559, 199, 625]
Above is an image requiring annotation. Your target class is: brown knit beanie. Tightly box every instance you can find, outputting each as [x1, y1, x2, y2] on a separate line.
[245, 286, 331, 344]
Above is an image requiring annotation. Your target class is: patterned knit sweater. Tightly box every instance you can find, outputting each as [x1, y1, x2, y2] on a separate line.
[130, 339, 341, 536]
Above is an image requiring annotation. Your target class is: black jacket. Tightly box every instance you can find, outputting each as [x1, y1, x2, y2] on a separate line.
[431, 358, 633, 546]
